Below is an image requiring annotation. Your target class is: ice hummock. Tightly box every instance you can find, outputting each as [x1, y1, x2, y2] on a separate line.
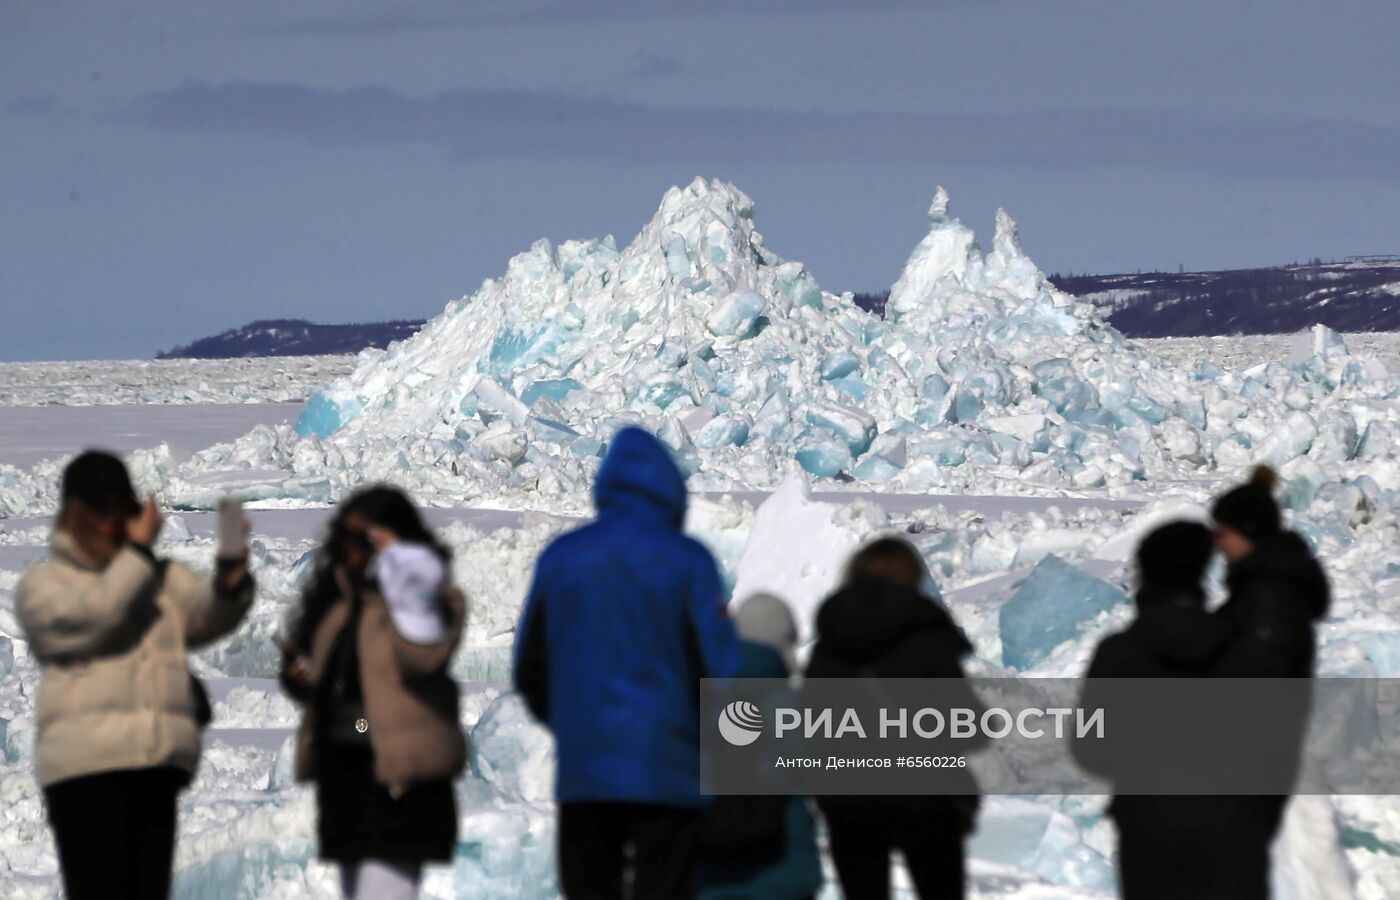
[108, 178, 1389, 517]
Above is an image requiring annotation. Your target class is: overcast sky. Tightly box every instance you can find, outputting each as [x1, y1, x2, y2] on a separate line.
[4, 0, 1398, 360]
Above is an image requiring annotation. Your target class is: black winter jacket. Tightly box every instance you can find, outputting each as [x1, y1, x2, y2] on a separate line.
[1215, 531, 1329, 678]
[804, 577, 981, 830]
[806, 578, 973, 680]
[1078, 568, 1316, 868]
[1082, 587, 1231, 680]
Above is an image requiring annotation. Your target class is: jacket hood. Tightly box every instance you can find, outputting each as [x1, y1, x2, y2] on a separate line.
[1130, 589, 1229, 670]
[814, 577, 971, 665]
[594, 427, 688, 528]
[1229, 531, 1331, 621]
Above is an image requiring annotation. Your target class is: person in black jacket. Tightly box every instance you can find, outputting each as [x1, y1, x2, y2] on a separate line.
[805, 538, 979, 900]
[1083, 521, 1228, 681]
[1078, 521, 1265, 899]
[1081, 471, 1329, 900]
[1204, 466, 1328, 897]
[1211, 466, 1330, 678]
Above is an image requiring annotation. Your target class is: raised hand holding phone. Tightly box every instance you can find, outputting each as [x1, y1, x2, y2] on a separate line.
[126, 496, 164, 549]
[216, 497, 250, 593]
[217, 497, 248, 561]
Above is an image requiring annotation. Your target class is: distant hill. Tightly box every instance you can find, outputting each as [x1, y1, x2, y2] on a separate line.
[1049, 258, 1400, 337]
[159, 259, 1400, 359]
[852, 257, 1400, 336]
[157, 319, 426, 359]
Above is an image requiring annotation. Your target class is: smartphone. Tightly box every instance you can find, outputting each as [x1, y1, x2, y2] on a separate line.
[217, 497, 246, 559]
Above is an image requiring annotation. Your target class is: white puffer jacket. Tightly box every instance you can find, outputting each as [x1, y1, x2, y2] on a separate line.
[17, 531, 254, 787]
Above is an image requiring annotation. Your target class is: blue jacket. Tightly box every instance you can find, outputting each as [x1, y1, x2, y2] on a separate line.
[513, 427, 742, 807]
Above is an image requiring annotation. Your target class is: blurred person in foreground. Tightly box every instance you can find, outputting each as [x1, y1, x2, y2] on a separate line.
[697, 593, 824, 900]
[1211, 465, 1329, 679]
[805, 537, 981, 900]
[1206, 465, 1328, 898]
[1080, 462, 1330, 900]
[280, 486, 467, 900]
[17, 450, 254, 900]
[1078, 521, 1247, 898]
[514, 427, 742, 899]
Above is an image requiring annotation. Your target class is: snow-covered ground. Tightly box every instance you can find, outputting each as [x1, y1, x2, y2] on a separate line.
[0, 356, 353, 407]
[1145, 332, 1400, 373]
[3, 181, 1400, 898]
[0, 403, 305, 469]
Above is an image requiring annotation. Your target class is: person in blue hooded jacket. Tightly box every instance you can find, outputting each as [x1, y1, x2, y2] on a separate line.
[513, 427, 743, 899]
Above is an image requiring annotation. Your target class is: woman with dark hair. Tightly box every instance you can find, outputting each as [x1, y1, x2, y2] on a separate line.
[281, 486, 467, 900]
[805, 537, 980, 900]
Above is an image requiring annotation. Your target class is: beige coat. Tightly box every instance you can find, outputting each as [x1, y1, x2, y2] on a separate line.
[292, 569, 468, 794]
[17, 531, 254, 788]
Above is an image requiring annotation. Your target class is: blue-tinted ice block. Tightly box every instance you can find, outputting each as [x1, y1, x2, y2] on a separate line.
[831, 377, 870, 403]
[795, 430, 851, 477]
[521, 378, 584, 407]
[999, 555, 1126, 671]
[820, 351, 861, 380]
[295, 390, 360, 438]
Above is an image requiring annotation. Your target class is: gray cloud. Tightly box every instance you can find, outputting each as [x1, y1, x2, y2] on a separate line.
[255, 0, 959, 35]
[124, 81, 1400, 181]
[620, 54, 683, 81]
[7, 93, 61, 116]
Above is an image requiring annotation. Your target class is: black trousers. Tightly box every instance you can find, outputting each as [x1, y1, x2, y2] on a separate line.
[1111, 796, 1281, 900]
[824, 808, 965, 900]
[1115, 802, 1276, 900]
[45, 767, 185, 900]
[558, 801, 700, 899]
[1118, 826, 1269, 900]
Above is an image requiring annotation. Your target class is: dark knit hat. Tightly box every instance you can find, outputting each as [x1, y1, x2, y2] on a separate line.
[61, 450, 139, 516]
[1137, 520, 1215, 592]
[1211, 466, 1281, 541]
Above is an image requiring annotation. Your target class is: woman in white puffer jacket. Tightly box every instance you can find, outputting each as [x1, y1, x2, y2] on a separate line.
[17, 451, 254, 900]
